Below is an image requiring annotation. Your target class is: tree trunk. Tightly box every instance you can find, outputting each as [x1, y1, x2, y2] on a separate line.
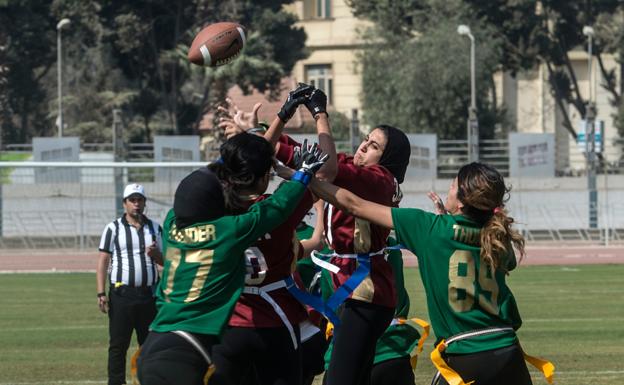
[546, 61, 577, 139]
[597, 53, 621, 105]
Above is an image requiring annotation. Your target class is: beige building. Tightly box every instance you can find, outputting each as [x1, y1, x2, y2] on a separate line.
[287, 0, 622, 172]
[286, 0, 370, 121]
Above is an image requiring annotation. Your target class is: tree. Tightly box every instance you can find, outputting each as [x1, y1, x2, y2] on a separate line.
[464, 0, 623, 139]
[0, 0, 57, 143]
[595, 7, 624, 137]
[350, 0, 506, 139]
[96, 0, 307, 141]
[1, 0, 307, 146]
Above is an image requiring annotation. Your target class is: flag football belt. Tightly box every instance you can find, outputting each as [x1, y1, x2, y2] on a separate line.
[287, 245, 404, 330]
[243, 280, 304, 349]
[389, 317, 431, 370]
[171, 330, 216, 385]
[430, 326, 555, 385]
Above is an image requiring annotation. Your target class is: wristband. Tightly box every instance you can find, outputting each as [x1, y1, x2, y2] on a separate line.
[292, 170, 312, 186]
[97, 292, 106, 298]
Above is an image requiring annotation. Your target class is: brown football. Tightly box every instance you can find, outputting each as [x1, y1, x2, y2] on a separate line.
[188, 22, 246, 67]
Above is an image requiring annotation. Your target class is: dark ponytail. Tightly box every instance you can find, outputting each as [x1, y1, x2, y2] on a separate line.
[208, 133, 274, 214]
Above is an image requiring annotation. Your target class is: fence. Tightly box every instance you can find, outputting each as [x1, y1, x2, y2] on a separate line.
[1, 160, 623, 250]
[4, 137, 624, 176]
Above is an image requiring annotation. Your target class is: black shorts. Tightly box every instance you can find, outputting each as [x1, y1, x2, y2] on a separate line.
[371, 357, 414, 385]
[137, 331, 218, 385]
[210, 326, 301, 385]
[433, 342, 533, 385]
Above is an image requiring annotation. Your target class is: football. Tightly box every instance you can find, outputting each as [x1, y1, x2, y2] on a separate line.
[188, 22, 246, 67]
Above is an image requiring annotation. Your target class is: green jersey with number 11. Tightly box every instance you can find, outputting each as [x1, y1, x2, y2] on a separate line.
[150, 181, 306, 337]
[391, 207, 521, 354]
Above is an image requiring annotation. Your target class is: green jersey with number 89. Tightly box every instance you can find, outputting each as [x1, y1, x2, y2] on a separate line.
[391, 207, 521, 354]
[150, 181, 306, 337]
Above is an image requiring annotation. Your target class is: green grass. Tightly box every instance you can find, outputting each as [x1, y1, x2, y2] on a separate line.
[0, 265, 623, 385]
[405, 264, 624, 385]
[0, 152, 31, 183]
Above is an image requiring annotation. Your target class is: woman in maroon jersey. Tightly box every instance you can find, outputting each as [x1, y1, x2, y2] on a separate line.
[260, 85, 412, 385]
[210, 86, 336, 385]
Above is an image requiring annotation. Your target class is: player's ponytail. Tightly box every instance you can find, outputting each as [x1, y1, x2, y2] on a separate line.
[456, 162, 525, 272]
[209, 133, 274, 214]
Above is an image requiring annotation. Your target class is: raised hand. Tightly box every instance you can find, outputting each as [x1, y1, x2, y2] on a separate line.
[277, 83, 315, 123]
[218, 97, 261, 130]
[294, 139, 329, 177]
[304, 88, 327, 118]
[218, 119, 246, 139]
[427, 191, 447, 215]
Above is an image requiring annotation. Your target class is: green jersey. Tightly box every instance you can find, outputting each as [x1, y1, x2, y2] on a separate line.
[150, 181, 306, 337]
[391, 208, 521, 354]
[373, 237, 421, 364]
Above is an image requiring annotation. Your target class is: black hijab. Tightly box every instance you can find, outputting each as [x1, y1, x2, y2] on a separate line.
[377, 125, 411, 184]
[173, 167, 225, 229]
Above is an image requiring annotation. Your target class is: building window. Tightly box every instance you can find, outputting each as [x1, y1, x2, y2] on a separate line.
[305, 64, 333, 105]
[303, 0, 331, 19]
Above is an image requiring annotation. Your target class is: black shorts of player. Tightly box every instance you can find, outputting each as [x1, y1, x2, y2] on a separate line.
[301, 323, 330, 385]
[324, 299, 395, 385]
[137, 331, 218, 385]
[433, 342, 533, 385]
[371, 357, 414, 385]
[210, 325, 302, 385]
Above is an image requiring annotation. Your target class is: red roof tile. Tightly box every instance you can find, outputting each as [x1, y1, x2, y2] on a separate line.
[199, 77, 316, 134]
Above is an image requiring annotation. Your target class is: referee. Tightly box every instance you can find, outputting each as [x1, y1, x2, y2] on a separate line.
[97, 183, 163, 385]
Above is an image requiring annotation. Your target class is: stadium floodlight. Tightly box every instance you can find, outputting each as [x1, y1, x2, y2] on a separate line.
[57, 18, 71, 137]
[457, 24, 478, 162]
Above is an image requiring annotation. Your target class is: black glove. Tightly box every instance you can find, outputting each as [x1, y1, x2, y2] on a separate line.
[304, 88, 327, 118]
[277, 83, 314, 123]
[292, 139, 329, 185]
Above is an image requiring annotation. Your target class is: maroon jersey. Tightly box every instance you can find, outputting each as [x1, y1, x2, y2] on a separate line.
[276, 137, 399, 308]
[228, 191, 313, 328]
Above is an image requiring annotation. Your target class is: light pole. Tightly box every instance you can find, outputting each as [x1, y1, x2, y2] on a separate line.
[56, 18, 71, 137]
[583, 25, 598, 229]
[458, 24, 479, 163]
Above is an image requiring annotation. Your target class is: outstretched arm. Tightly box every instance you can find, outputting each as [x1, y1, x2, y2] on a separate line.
[305, 88, 337, 182]
[309, 178, 394, 229]
[300, 199, 327, 258]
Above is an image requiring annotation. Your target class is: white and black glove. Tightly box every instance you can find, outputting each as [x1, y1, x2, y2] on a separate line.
[291, 139, 329, 185]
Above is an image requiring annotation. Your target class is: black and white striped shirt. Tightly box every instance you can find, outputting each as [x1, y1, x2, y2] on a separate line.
[98, 215, 162, 287]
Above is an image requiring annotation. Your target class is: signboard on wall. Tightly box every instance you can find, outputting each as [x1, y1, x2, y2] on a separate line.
[508, 133, 555, 177]
[33, 137, 80, 183]
[405, 134, 437, 179]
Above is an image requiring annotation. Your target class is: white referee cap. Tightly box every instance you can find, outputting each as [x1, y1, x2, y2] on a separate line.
[123, 183, 146, 199]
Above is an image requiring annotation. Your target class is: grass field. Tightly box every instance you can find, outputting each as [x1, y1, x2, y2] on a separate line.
[0, 264, 622, 385]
